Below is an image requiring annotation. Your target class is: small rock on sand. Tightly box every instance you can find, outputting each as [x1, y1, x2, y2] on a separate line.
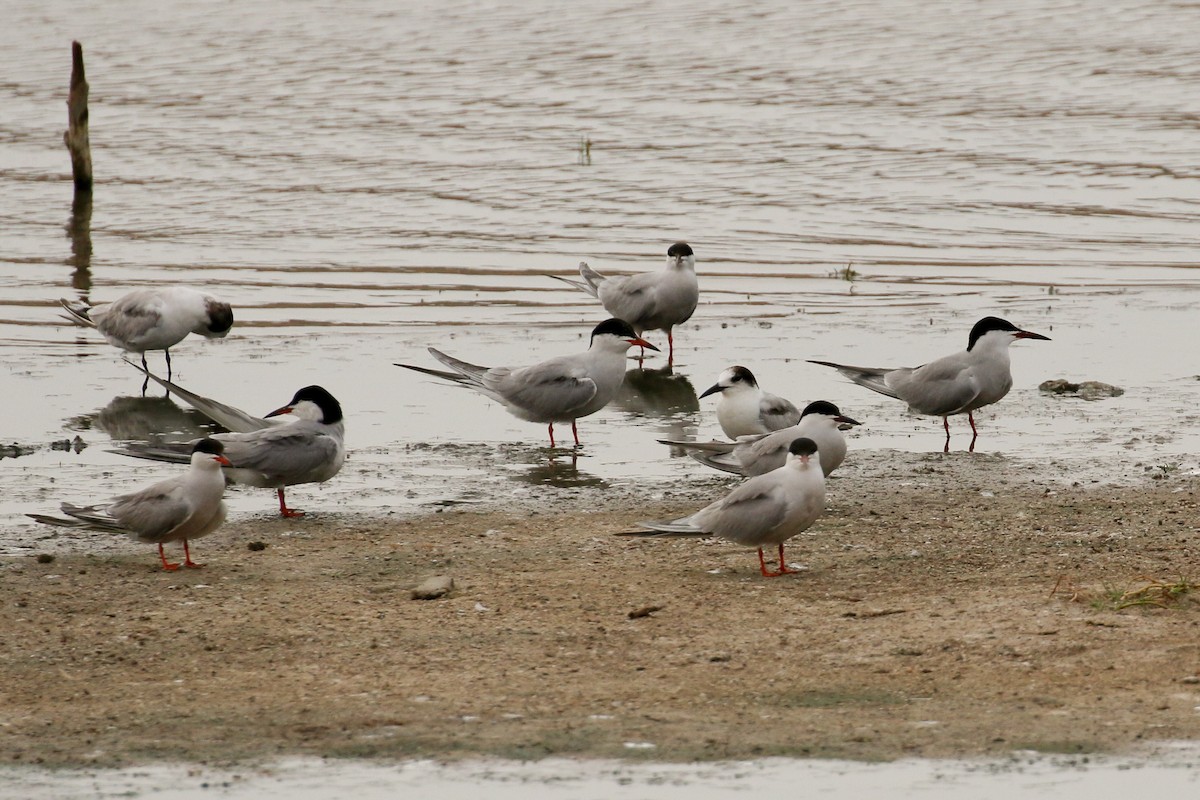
[411, 575, 454, 600]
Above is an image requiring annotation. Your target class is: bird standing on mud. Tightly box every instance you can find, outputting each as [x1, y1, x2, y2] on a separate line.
[552, 242, 698, 366]
[113, 367, 346, 518]
[28, 438, 231, 570]
[808, 316, 1050, 452]
[621, 437, 826, 578]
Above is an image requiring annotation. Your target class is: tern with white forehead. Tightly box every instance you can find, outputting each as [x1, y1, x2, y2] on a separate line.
[699, 365, 801, 439]
[552, 242, 698, 365]
[621, 438, 826, 578]
[112, 367, 346, 518]
[396, 319, 658, 447]
[809, 316, 1050, 452]
[661, 400, 860, 478]
[28, 438, 231, 570]
[60, 287, 234, 391]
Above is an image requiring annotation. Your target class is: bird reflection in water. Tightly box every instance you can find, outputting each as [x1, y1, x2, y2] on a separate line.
[496, 443, 606, 489]
[612, 364, 701, 444]
[68, 395, 221, 445]
[613, 365, 700, 417]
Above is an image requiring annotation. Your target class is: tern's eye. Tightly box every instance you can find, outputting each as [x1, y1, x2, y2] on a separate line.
[731, 375, 741, 383]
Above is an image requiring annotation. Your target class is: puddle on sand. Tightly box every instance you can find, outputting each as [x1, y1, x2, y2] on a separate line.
[4, 748, 1200, 800]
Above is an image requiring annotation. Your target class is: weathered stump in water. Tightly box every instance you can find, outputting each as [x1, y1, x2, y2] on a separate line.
[63, 41, 93, 191]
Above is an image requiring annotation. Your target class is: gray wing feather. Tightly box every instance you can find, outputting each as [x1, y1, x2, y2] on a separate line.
[891, 358, 980, 415]
[492, 359, 598, 418]
[96, 293, 164, 345]
[92, 480, 191, 539]
[59, 299, 97, 328]
[692, 482, 786, 545]
[759, 393, 801, 430]
[130, 362, 273, 433]
[216, 425, 341, 483]
[807, 360, 901, 400]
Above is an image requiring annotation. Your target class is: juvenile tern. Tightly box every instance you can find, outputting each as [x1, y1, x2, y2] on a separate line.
[808, 316, 1049, 452]
[27, 438, 231, 570]
[396, 318, 657, 447]
[60, 287, 234, 387]
[621, 437, 825, 577]
[699, 365, 801, 438]
[113, 366, 346, 517]
[661, 400, 860, 477]
[552, 242, 698, 365]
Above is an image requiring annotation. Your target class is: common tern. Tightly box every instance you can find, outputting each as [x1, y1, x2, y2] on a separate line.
[396, 318, 657, 447]
[27, 438, 231, 570]
[808, 316, 1050, 452]
[60, 287, 234, 388]
[661, 401, 860, 478]
[621, 437, 825, 577]
[552, 242, 698, 365]
[699, 365, 801, 438]
[112, 366, 346, 517]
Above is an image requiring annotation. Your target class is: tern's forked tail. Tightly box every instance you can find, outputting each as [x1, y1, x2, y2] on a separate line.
[807, 359, 900, 400]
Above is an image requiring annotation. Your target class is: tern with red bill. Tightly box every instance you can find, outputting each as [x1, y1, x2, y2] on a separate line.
[28, 438, 231, 570]
[396, 318, 658, 447]
[112, 366, 346, 517]
[621, 437, 826, 578]
[551, 242, 698, 365]
[808, 316, 1050, 452]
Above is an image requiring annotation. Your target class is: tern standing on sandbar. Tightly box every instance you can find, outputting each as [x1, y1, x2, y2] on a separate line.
[28, 439, 231, 571]
[621, 437, 826, 578]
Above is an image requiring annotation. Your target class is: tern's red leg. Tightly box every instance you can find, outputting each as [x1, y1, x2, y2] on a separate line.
[157, 543, 180, 571]
[165, 348, 173, 382]
[667, 330, 675, 367]
[968, 412, 978, 453]
[182, 539, 204, 569]
[943, 416, 951, 453]
[775, 543, 800, 575]
[757, 547, 784, 578]
[547, 423, 556, 448]
[278, 488, 305, 518]
[571, 420, 581, 447]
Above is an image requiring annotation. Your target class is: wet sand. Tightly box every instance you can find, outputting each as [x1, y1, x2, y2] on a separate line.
[4, 454, 1199, 768]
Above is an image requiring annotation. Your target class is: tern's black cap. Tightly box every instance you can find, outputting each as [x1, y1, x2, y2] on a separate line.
[667, 242, 693, 258]
[192, 438, 225, 456]
[788, 437, 818, 456]
[288, 386, 344, 424]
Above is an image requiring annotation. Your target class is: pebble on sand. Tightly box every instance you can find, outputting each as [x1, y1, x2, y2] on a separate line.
[411, 575, 454, 600]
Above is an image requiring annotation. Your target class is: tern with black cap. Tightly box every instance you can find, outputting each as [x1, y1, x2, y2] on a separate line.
[809, 316, 1050, 452]
[397, 319, 657, 447]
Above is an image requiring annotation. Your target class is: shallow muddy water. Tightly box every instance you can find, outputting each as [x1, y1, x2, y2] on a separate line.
[4, 0, 1199, 538]
[5, 749, 1200, 800]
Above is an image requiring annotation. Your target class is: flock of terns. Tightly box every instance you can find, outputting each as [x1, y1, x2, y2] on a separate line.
[28, 243, 1051, 577]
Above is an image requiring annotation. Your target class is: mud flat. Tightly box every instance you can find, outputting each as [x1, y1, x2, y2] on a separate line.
[3, 452, 1200, 768]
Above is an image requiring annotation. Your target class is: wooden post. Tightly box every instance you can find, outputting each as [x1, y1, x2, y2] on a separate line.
[64, 41, 93, 191]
